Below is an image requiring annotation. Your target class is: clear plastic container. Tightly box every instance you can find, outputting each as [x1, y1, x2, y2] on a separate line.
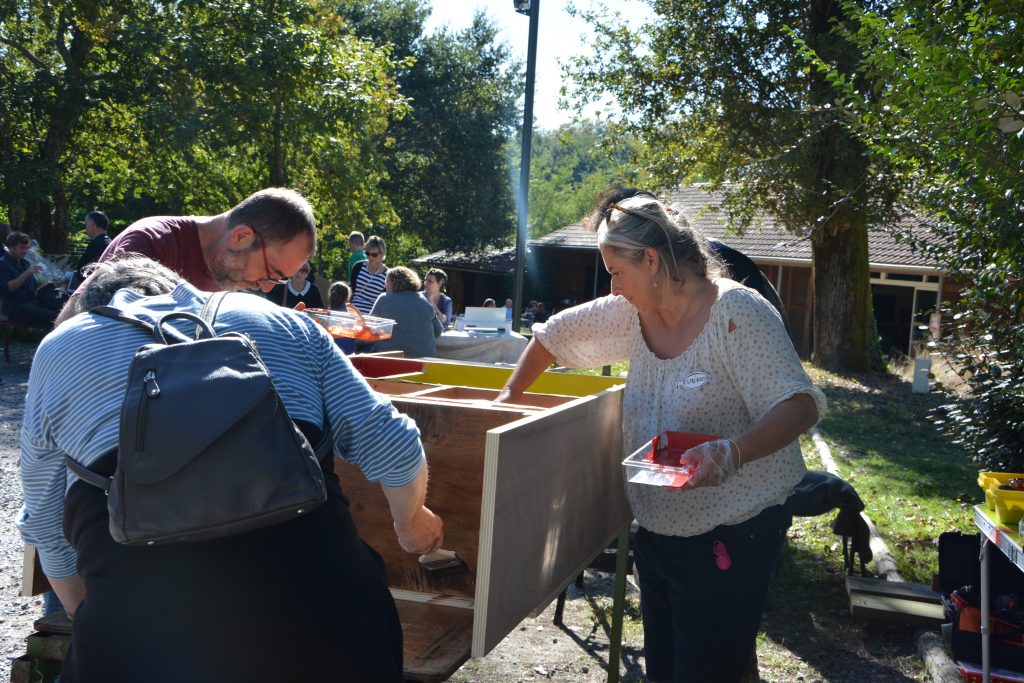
[302, 307, 395, 341]
[622, 431, 718, 488]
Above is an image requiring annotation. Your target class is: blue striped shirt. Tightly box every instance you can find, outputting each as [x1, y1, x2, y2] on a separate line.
[17, 283, 426, 578]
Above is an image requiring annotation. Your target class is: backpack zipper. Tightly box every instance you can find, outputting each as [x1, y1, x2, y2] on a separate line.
[137, 370, 160, 450]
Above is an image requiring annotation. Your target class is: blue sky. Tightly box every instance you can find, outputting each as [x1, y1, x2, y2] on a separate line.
[423, 1, 643, 130]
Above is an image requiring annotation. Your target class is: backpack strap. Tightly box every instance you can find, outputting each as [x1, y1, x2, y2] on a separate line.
[91, 305, 198, 344]
[198, 291, 229, 332]
[65, 455, 112, 492]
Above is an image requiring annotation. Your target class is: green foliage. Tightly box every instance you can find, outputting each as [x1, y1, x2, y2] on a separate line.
[566, 0, 893, 371]
[2, 0, 524, 269]
[527, 121, 642, 237]
[797, 0, 1023, 469]
[344, 4, 522, 255]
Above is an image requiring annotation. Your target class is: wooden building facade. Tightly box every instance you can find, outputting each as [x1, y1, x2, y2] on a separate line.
[415, 185, 953, 359]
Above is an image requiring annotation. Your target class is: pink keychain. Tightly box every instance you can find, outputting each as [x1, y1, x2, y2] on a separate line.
[713, 540, 732, 570]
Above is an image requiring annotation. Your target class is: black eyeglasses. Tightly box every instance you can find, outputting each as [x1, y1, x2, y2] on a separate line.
[254, 231, 290, 285]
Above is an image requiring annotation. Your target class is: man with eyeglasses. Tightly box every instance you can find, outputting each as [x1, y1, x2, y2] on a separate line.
[56, 188, 316, 323]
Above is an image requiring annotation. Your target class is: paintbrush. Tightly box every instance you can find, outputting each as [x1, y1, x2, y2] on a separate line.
[418, 548, 469, 578]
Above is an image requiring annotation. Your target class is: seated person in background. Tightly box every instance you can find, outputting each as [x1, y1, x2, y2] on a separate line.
[328, 281, 350, 311]
[422, 267, 453, 326]
[69, 211, 111, 290]
[482, 298, 496, 308]
[0, 232, 62, 326]
[530, 301, 548, 324]
[502, 297, 514, 321]
[269, 261, 324, 309]
[328, 281, 356, 355]
[350, 235, 388, 314]
[369, 266, 443, 358]
[18, 256, 443, 682]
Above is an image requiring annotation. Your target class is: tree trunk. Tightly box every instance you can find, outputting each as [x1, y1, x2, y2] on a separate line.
[18, 8, 97, 251]
[270, 100, 287, 186]
[811, 218, 880, 371]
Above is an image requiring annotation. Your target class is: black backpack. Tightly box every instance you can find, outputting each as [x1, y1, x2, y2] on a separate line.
[66, 292, 328, 546]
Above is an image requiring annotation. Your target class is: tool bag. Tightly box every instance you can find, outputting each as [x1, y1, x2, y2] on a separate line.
[65, 292, 328, 546]
[939, 531, 1024, 670]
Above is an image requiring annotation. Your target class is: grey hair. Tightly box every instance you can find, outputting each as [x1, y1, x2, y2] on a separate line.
[596, 194, 724, 285]
[80, 256, 184, 310]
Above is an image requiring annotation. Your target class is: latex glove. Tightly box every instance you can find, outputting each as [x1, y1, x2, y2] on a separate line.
[679, 439, 738, 488]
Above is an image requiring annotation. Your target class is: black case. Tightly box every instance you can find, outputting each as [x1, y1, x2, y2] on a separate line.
[939, 531, 1024, 670]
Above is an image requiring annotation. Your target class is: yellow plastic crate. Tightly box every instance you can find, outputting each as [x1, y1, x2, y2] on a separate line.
[988, 482, 1024, 525]
[979, 471, 1024, 512]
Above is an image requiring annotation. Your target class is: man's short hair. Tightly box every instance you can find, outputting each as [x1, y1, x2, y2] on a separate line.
[348, 231, 365, 246]
[227, 188, 317, 253]
[85, 211, 109, 231]
[6, 231, 30, 249]
[80, 256, 184, 310]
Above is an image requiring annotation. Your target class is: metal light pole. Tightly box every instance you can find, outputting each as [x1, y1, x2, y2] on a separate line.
[512, 0, 539, 332]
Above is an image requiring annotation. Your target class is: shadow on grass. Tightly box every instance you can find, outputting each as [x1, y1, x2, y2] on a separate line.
[814, 374, 977, 503]
[550, 576, 647, 682]
[759, 539, 923, 682]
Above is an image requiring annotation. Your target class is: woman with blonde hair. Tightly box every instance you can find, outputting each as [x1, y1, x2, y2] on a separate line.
[497, 189, 825, 683]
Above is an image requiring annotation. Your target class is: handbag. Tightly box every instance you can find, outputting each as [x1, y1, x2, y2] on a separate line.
[65, 291, 328, 546]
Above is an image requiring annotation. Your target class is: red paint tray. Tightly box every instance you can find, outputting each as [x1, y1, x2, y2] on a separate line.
[622, 431, 718, 488]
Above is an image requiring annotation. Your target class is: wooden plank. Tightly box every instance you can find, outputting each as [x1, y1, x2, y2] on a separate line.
[845, 575, 941, 604]
[415, 385, 578, 410]
[397, 599, 474, 683]
[33, 611, 73, 636]
[367, 379, 441, 395]
[474, 385, 631, 656]
[21, 545, 50, 597]
[848, 590, 945, 626]
[335, 397, 533, 599]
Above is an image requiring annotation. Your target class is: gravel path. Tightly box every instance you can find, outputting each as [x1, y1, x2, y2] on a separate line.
[0, 340, 47, 682]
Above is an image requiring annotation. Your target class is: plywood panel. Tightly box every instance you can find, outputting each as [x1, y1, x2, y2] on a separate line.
[416, 386, 577, 410]
[473, 385, 631, 656]
[335, 398, 533, 599]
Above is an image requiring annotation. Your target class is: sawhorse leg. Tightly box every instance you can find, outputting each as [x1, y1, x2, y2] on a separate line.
[607, 524, 630, 683]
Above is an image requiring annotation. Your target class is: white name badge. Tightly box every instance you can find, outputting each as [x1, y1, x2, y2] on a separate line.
[678, 371, 711, 389]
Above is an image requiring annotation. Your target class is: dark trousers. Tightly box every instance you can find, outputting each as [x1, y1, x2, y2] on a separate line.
[6, 283, 62, 326]
[6, 298, 60, 326]
[634, 502, 791, 683]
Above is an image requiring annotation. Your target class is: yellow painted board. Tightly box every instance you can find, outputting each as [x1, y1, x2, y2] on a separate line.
[397, 361, 624, 397]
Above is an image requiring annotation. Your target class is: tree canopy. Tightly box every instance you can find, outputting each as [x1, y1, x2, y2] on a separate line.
[568, 0, 899, 371]
[1, 0, 523, 277]
[799, 0, 1023, 468]
[527, 121, 641, 238]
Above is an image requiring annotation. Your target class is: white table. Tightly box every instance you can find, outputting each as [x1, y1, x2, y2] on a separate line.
[974, 505, 1024, 682]
[434, 330, 528, 365]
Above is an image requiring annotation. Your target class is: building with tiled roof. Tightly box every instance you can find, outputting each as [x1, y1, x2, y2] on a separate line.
[415, 184, 952, 358]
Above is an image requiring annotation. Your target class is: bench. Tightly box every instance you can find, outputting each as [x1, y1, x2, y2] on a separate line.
[0, 314, 50, 361]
